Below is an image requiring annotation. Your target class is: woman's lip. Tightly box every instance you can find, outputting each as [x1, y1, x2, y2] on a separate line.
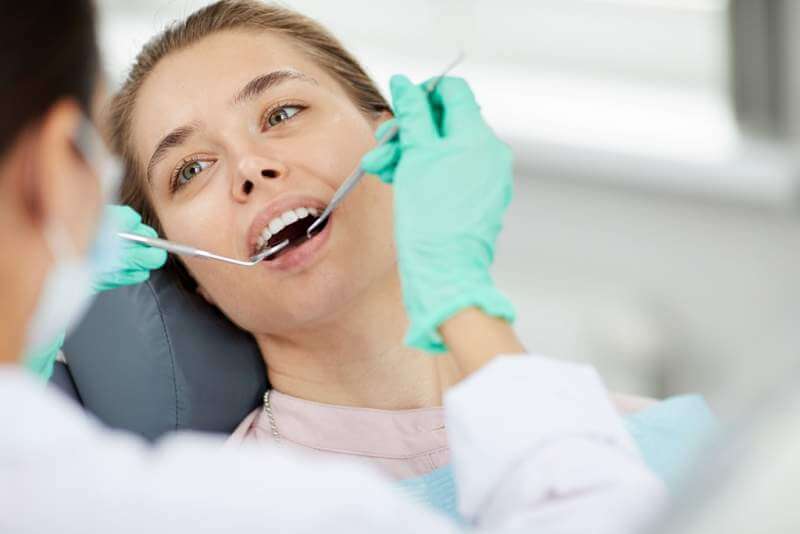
[260, 214, 333, 272]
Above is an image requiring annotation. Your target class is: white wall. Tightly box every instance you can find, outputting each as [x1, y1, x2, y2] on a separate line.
[497, 174, 800, 415]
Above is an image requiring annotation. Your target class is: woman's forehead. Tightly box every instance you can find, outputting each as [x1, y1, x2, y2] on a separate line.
[132, 30, 340, 160]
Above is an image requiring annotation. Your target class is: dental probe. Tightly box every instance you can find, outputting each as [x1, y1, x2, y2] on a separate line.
[117, 232, 290, 267]
[305, 52, 465, 238]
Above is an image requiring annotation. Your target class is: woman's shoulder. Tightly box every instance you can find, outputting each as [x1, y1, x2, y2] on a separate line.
[224, 408, 261, 447]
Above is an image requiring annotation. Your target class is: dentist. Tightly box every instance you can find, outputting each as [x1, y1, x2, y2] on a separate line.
[0, 2, 666, 533]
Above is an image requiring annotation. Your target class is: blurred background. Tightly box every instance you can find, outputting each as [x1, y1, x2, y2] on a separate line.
[97, 0, 800, 416]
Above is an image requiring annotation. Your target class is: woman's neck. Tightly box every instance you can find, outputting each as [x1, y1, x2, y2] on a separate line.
[254, 270, 462, 410]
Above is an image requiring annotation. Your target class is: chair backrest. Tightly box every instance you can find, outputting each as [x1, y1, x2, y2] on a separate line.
[56, 270, 268, 441]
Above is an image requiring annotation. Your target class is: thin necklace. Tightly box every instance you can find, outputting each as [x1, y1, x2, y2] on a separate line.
[262, 389, 281, 444]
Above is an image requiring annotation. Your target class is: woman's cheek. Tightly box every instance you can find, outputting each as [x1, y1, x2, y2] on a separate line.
[294, 138, 353, 188]
[296, 113, 376, 189]
[160, 187, 231, 250]
[155, 200, 232, 297]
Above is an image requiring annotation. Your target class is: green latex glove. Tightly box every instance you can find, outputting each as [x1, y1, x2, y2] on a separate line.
[361, 75, 515, 353]
[23, 334, 65, 381]
[23, 205, 166, 379]
[94, 205, 167, 292]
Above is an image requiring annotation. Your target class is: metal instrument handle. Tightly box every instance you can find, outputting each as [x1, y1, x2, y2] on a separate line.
[306, 53, 464, 238]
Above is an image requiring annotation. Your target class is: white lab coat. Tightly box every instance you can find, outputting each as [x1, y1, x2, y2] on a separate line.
[0, 355, 667, 533]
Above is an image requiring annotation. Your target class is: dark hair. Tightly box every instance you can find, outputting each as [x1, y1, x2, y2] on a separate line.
[0, 1, 100, 158]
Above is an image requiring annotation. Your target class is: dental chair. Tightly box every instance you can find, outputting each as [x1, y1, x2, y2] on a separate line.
[50, 270, 268, 441]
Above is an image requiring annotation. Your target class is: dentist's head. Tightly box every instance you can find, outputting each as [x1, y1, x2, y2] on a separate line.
[0, 1, 103, 364]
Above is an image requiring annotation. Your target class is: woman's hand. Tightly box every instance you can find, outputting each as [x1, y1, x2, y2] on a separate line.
[362, 75, 516, 354]
[93, 205, 167, 291]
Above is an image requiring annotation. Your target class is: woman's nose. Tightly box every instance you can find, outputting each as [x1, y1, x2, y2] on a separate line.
[233, 154, 287, 200]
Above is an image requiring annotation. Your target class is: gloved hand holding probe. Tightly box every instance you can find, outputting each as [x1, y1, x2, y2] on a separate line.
[24, 205, 166, 378]
[362, 75, 516, 353]
[93, 205, 167, 291]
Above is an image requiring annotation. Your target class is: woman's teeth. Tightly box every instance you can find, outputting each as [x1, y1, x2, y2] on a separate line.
[256, 206, 320, 250]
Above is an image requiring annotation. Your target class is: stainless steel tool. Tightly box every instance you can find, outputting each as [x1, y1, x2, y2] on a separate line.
[305, 52, 465, 238]
[117, 232, 290, 267]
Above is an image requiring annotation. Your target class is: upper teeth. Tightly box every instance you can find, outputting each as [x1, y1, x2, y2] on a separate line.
[257, 206, 321, 249]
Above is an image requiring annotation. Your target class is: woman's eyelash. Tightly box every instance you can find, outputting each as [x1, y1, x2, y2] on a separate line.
[261, 102, 307, 130]
[170, 156, 214, 193]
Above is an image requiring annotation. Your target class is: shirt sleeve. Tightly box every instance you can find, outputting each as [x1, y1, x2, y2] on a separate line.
[445, 354, 669, 533]
[1, 357, 665, 534]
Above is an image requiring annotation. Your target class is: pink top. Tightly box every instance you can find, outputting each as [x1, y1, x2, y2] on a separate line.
[227, 390, 450, 480]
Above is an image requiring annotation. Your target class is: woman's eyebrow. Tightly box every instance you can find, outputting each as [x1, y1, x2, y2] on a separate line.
[146, 124, 198, 183]
[232, 69, 318, 105]
[145, 71, 316, 183]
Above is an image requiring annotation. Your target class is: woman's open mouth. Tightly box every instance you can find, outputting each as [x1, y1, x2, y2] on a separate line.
[253, 205, 330, 262]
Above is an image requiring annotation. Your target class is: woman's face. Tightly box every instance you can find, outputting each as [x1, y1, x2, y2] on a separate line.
[132, 30, 395, 335]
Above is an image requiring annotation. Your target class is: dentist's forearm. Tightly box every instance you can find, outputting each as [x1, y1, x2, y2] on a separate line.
[439, 307, 525, 377]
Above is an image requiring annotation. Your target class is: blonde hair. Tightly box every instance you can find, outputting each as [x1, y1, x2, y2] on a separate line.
[108, 0, 390, 286]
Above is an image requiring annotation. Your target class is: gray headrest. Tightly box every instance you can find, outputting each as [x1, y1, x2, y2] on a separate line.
[60, 270, 267, 441]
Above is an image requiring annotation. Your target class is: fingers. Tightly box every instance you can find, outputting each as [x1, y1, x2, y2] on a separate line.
[108, 204, 143, 232]
[119, 270, 151, 285]
[136, 223, 159, 239]
[392, 75, 489, 143]
[374, 118, 398, 143]
[118, 222, 167, 270]
[429, 77, 487, 138]
[96, 205, 166, 291]
[362, 118, 401, 184]
[109, 205, 160, 241]
[109, 204, 165, 268]
[93, 270, 150, 292]
[124, 245, 168, 270]
[390, 75, 438, 146]
[361, 142, 400, 184]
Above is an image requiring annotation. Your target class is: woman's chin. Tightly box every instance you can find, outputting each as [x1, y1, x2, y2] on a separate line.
[229, 213, 397, 335]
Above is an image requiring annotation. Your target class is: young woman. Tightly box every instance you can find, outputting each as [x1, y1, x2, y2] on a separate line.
[105, 0, 712, 517]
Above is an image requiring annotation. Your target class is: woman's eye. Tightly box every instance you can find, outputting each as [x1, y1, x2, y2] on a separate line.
[176, 160, 212, 188]
[266, 105, 303, 128]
